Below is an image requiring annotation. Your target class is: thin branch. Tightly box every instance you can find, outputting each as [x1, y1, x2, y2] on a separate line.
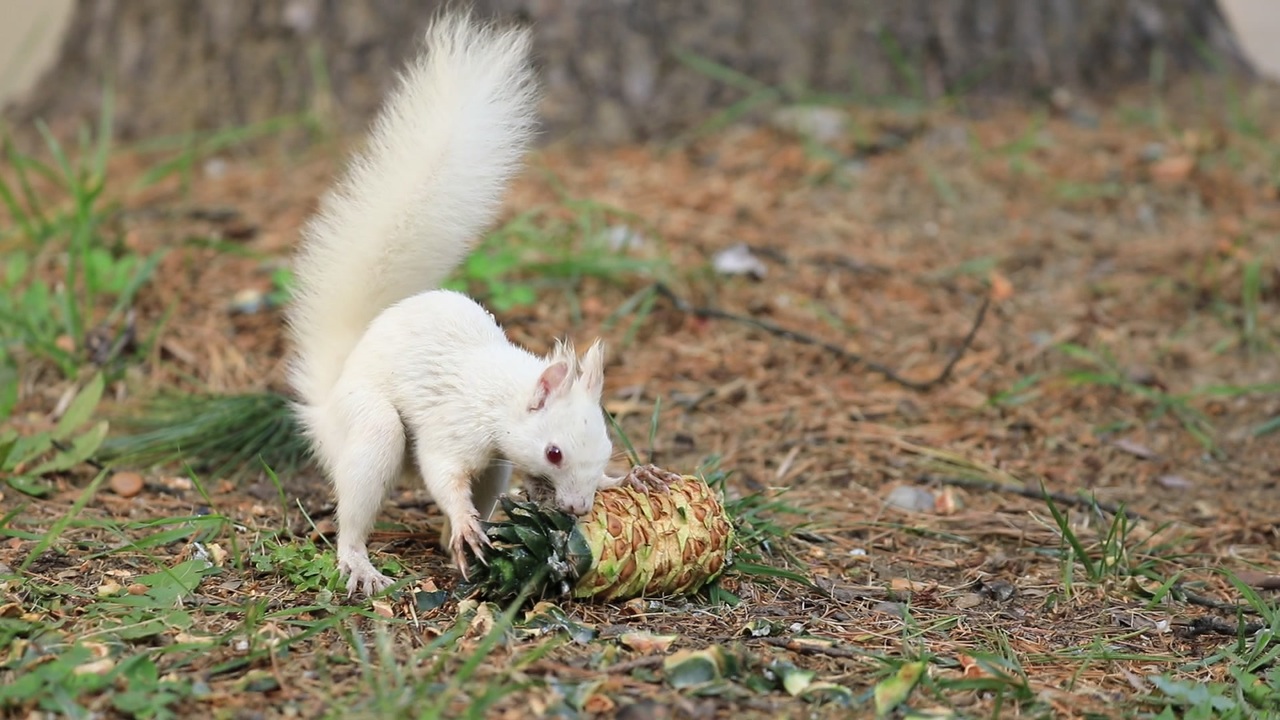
[1174, 584, 1266, 618]
[755, 636, 869, 660]
[919, 474, 1142, 520]
[1179, 615, 1265, 637]
[650, 282, 989, 392]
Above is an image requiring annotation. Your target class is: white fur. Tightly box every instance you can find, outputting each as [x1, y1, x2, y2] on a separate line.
[283, 15, 614, 596]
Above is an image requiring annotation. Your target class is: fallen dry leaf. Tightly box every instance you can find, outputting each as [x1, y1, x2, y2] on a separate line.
[1150, 155, 1196, 184]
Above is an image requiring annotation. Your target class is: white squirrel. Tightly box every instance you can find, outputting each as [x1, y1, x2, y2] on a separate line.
[284, 14, 640, 596]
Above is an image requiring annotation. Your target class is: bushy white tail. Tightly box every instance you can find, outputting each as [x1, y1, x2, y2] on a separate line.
[285, 13, 539, 407]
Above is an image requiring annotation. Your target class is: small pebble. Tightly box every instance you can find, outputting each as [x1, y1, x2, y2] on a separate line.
[1156, 474, 1194, 490]
[602, 224, 645, 251]
[769, 105, 849, 144]
[872, 601, 907, 617]
[1068, 108, 1099, 129]
[885, 485, 935, 513]
[229, 288, 267, 315]
[109, 471, 144, 498]
[712, 243, 768, 280]
[203, 157, 228, 179]
[983, 580, 1017, 602]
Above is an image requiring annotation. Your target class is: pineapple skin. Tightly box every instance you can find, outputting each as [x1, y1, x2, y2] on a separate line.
[573, 476, 734, 601]
[468, 475, 734, 602]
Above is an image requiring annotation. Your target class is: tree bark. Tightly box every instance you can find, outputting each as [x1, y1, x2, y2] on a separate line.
[7, 0, 1253, 146]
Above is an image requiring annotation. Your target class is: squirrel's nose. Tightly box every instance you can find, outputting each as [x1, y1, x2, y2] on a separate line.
[563, 498, 592, 516]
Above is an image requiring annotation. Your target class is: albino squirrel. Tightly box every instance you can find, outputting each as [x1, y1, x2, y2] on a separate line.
[285, 14, 651, 596]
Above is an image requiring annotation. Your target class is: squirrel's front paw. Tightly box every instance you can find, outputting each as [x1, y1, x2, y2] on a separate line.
[622, 464, 680, 494]
[449, 515, 492, 580]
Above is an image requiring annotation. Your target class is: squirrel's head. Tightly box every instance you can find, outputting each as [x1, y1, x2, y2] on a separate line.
[507, 338, 613, 516]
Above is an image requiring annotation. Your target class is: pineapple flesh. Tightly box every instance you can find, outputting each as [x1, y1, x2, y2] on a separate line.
[463, 467, 735, 602]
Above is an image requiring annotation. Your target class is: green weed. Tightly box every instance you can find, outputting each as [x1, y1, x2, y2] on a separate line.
[251, 534, 343, 594]
[98, 391, 308, 479]
[1240, 258, 1267, 355]
[1042, 493, 1138, 587]
[1, 372, 107, 499]
[128, 112, 324, 193]
[1256, 415, 1280, 437]
[1057, 342, 1280, 453]
[986, 112, 1050, 178]
[667, 51, 784, 143]
[1143, 575, 1280, 719]
[1053, 180, 1124, 204]
[444, 196, 665, 314]
[339, 583, 556, 719]
[987, 372, 1043, 407]
[0, 544, 219, 719]
[1145, 670, 1280, 720]
[0, 93, 165, 382]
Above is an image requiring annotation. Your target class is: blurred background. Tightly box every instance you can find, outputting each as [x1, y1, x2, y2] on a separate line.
[2, 4, 1279, 717]
[4, 0, 1280, 144]
[4, 2, 1280, 102]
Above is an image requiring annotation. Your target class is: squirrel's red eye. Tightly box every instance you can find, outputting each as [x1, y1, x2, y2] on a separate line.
[545, 445, 563, 466]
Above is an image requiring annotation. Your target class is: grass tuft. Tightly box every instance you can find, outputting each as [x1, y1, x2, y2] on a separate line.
[99, 392, 308, 478]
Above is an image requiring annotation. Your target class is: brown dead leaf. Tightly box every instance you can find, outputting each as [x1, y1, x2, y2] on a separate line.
[988, 270, 1015, 302]
[96, 580, 124, 597]
[889, 577, 933, 593]
[1150, 155, 1195, 185]
[1111, 438, 1159, 460]
[958, 653, 986, 679]
[619, 631, 678, 654]
[583, 694, 616, 714]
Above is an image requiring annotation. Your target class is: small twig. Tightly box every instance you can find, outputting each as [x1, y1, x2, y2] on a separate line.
[650, 282, 989, 392]
[920, 474, 1142, 521]
[1174, 584, 1265, 617]
[756, 636, 868, 660]
[1179, 615, 1265, 637]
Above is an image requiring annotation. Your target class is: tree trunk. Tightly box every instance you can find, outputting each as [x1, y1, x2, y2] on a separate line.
[7, 0, 1253, 145]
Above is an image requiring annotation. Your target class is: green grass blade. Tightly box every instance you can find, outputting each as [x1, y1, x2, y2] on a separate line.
[1042, 491, 1097, 580]
[100, 392, 309, 478]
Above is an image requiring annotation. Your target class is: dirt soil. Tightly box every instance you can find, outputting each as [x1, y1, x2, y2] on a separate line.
[3, 79, 1280, 718]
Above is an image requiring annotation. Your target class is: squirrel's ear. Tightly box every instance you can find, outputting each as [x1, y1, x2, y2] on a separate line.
[578, 339, 606, 399]
[529, 360, 571, 412]
[545, 339, 578, 375]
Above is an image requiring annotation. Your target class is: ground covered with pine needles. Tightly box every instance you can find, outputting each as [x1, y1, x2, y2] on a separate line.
[3, 78, 1280, 718]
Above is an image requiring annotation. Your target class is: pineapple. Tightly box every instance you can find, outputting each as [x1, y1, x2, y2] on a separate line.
[462, 466, 735, 602]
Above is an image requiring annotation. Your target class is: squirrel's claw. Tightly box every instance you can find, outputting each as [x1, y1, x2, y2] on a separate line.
[450, 515, 492, 580]
[338, 553, 396, 598]
[622, 464, 679, 494]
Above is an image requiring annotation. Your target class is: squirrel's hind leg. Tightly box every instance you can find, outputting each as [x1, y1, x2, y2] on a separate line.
[326, 391, 405, 596]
